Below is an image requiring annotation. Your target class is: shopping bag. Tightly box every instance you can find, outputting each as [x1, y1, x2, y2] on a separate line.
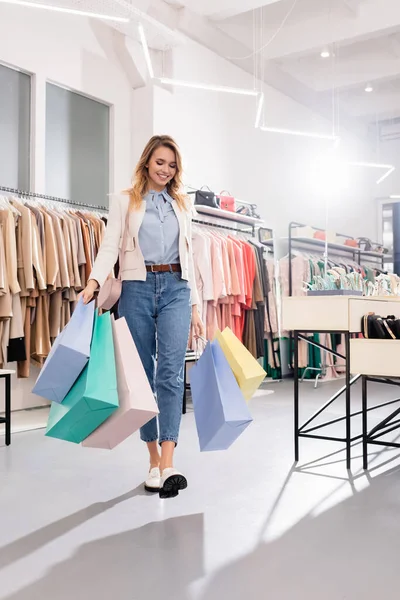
[32, 298, 95, 404]
[83, 316, 159, 449]
[214, 327, 266, 401]
[190, 339, 252, 451]
[45, 311, 119, 444]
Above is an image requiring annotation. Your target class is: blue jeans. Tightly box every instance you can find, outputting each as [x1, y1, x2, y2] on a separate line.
[118, 272, 191, 445]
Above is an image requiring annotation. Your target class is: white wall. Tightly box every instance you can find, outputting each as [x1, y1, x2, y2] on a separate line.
[0, 4, 133, 196]
[152, 39, 378, 239]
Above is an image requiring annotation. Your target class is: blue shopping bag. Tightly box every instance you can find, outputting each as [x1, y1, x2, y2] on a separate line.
[190, 339, 253, 451]
[45, 310, 119, 444]
[32, 299, 95, 403]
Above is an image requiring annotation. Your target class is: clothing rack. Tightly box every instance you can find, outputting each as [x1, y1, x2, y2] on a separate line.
[288, 221, 385, 296]
[192, 218, 254, 235]
[0, 186, 109, 212]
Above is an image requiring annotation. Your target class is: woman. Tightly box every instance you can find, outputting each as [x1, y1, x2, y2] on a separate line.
[82, 135, 204, 499]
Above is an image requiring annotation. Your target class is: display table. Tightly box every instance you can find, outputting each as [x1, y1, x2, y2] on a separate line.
[282, 296, 400, 469]
[350, 339, 400, 469]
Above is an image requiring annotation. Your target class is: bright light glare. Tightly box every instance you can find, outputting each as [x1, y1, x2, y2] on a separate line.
[261, 125, 339, 141]
[255, 93, 264, 128]
[320, 50, 330, 58]
[158, 78, 259, 96]
[349, 161, 395, 184]
[0, 0, 129, 21]
[138, 23, 154, 79]
[312, 156, 350, 193]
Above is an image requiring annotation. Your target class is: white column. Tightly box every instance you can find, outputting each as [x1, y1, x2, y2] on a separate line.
[30, 73, 47, 193]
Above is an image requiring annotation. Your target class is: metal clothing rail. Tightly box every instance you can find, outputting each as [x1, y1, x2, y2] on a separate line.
[0, 186, 109, 212]
[192, 217, 254, 235]
[288, 221, 359, 297]
[288, 221, 385, 295]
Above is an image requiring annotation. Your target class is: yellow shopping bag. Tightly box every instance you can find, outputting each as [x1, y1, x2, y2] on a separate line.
[214, 327, 266, 401]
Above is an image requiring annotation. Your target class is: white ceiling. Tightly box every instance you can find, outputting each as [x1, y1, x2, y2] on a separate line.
[16, 0, 400, 133]
[162, 0, 400, 133]
[213, 0, 400, 125]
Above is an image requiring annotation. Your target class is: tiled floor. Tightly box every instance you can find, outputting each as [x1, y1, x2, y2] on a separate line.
[1, 379, 400, 599]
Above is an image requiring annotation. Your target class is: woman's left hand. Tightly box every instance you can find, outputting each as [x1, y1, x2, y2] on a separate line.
[191, 305, 205, 339]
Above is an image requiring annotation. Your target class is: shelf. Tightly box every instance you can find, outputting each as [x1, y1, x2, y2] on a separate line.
[283, 296, 400, 332]
[360, 250, 385, 259]
[194, 204, 263, 226]
[289, 236, 359, 254]
[351, 339, 400, 377]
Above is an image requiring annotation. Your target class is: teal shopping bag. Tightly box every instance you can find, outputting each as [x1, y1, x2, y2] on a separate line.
[45, 311, 119, 444]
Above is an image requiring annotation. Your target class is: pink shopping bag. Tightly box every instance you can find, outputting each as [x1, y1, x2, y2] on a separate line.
[82, 316, 158, 449]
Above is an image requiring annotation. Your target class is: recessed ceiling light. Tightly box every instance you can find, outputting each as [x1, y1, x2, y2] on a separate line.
[365, 84, 373, 93]
[320, 50, 330, 58]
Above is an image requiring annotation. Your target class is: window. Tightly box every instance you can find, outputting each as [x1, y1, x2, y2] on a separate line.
[0, 64, 31, 189]
[46, 84, 110, 207]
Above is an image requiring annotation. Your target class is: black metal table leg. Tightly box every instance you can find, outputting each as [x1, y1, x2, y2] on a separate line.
[345, 333, 351, 470]
[5, 375, 11, 446]
[182, 364, 187, 415]
[294, 331, 299, 461]
[362, 375, 368, 470]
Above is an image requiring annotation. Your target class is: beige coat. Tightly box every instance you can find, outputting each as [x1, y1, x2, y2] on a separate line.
[90, 194, 199, 305]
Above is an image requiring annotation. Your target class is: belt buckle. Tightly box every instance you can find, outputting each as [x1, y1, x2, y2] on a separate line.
[150, 265, 155, 273]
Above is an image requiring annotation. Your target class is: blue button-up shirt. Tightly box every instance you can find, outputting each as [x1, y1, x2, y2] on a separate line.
[139, 189, 180, 265]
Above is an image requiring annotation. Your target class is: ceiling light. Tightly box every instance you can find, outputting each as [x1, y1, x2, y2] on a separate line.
[113, 0, 185, 41]
[138, 23, 154, 79]
[0, 0, 130, 22]
[158, 78, 259, 96]
[320, 50, 330, 58]
[349, 161, 395, 184]
[255, 93, 264, 128]
[390, 195, 400, 199]
[365, 84, 373, 93]
[260, 125, 339, 142]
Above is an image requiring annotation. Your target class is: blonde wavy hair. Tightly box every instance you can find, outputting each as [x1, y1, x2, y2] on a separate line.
[125, 135, 188, 211]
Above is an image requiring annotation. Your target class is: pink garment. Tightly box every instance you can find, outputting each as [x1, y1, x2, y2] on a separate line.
[264, 259, 279, 336]
[206, 234, 226, 340]
[227, 238, 240, 296]
[229, 237, 246, 305]
[192, 229, 214, 326]
[279, 255, 309, 337]
[218, 235, 231, 299]
[279, 255, 309, 299]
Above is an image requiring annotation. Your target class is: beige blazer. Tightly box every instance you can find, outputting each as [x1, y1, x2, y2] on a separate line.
[90, 194, 199, 306]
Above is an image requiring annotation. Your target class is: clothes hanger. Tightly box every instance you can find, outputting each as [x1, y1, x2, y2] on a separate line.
[0, 195, 21, 216]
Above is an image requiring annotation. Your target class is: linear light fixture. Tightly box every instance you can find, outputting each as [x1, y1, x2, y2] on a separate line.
[349, 161, 396, 184]
[255, 93, 264, 129]
[0, 0, 130, 22]
[390, 195, 400, 199]
[158, 78, 259, 96]
[138, 23, 154, 79]
[113, 0, 185, 41]
[260, 125, 340, 142]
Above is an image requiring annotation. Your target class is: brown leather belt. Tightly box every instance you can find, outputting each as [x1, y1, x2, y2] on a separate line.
[146, 264, 181, 273]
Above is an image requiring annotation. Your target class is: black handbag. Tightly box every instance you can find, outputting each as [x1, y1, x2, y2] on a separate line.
[192, 186, 219, 208]
[362, 313, 400, 339]
[236, 204, 260, 219]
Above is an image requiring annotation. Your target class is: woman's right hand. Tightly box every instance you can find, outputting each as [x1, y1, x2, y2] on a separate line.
[80, 279, 99, 304]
